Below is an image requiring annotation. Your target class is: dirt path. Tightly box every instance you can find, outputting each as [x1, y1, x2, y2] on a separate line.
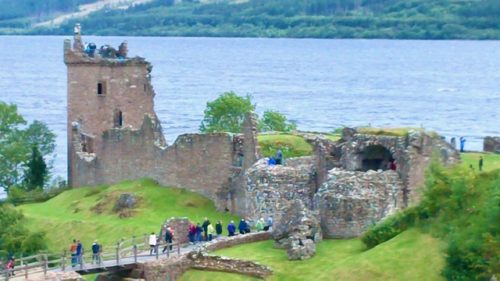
[34, 0, 154, 27]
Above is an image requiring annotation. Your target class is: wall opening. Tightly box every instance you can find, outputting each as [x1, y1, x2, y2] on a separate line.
[360, 145, 394, 171]
[97, 81, 106, 96]
[113, 109, 123, 128]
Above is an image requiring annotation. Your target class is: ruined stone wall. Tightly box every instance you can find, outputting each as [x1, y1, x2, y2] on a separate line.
[314, 168, 404, 238]
[71, 116, 237, 207]
[484, 136, 500, 153]
[242, 158, 316, 221]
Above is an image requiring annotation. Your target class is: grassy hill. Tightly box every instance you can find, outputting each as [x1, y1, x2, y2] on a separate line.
[181, 228, 445, 281]
[17, 179, 240, 252]
[2, 0, 500, 39]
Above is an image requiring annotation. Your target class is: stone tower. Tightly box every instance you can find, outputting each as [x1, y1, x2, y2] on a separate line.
[64, 26, 164, 186]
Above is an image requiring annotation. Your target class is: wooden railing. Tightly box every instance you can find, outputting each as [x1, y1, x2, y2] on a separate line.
[1, 235, 185, 280]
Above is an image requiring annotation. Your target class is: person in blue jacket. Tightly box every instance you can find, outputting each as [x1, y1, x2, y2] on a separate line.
[238, 219, 247, 235]
[227, 220, 236, 237]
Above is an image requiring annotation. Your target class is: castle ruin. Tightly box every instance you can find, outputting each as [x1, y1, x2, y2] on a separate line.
[64, 27, 459, 242]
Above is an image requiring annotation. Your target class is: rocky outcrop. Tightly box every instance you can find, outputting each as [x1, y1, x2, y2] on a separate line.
[484, 136, 500, 153]
[273, 199, 322, 260]
[314, 168, 404, 238]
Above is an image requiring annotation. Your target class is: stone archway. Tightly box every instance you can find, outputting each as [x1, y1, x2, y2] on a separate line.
[360, 145, 394, 171]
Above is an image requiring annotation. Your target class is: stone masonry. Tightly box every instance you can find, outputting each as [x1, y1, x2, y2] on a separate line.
[484, 136, 500, 153]
[65, 28, 259, 211]
[314, 168, 404, 238]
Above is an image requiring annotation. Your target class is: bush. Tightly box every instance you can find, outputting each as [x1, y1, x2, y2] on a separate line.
[361, 160, 500, 279]
[259, 110, 297, 132]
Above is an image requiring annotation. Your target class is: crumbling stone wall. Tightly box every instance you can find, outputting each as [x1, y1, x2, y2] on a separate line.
[140, 232, 272, 281]
[242, 157, 316, 221]
[484, 136, 500, 153]
[314, 168, 404, 238]
[187, 252, 272, 278]
[161, 218, 191, 245]
[65, 31, 260, 210]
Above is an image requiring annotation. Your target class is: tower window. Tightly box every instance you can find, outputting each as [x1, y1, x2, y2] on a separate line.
[114, 110, 123, 128]
[97, 81, 106, 95]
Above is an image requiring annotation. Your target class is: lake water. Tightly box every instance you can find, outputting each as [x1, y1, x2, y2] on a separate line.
[0, 36, 499, 184]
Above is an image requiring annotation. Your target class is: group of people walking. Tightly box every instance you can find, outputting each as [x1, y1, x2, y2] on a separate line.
[69, 239, 102, 267]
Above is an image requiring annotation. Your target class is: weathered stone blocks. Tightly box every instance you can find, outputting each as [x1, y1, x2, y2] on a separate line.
[314, 168, 404, 238]
[484, 136, 500, 153]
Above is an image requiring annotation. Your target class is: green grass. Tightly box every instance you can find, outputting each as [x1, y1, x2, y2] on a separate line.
[460, 152, 500, 172]
[17, 179, 240, 252]
[181, 229, 445, 281]
[258, 134, 313, 158]
[356, 127, 417, 137]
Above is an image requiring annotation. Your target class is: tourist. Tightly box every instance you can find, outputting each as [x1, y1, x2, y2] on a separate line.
[207, 223, 215, 241]
[389, 160, 397, 171]
[238, 219, 247, 235]
[266, 216, 273, 232]
[228, 220, 236, 236]
[215, 220, 223, 238]
[255, 218, 264, 232]
[163, 226, 174, 252]
[268, 157, 276, 166]
[202, 217, 211, 241]
[196, 223, 203, 243]
[91, 240, 101, 265]
[460, 137, 466, 152]
[149, 232, 157, 255]
[245, 219, 251, 233]
[479, 156, 483, 172]
[275, 149, 283, 165]
[188, 223, 197, 244]
[69, 239, 77, 267]
[6, 258, 14, 276]
[450, 137, 456, 149]
[76, 240, 84, 265]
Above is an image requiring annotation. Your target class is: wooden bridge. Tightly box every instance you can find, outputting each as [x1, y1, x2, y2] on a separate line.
[1, 235, 198, 280]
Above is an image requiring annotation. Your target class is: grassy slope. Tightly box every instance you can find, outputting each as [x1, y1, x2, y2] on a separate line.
[460, 152, 500, 172]
[258, 134, 313, 158]
[181, 229, 445, 281]
[18, 179, 239, 252]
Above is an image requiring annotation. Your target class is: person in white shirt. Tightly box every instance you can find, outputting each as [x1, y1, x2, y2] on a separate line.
[149, 232, 157, 255]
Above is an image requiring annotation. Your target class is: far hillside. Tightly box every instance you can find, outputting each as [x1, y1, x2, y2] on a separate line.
[2, 0, 500, 39]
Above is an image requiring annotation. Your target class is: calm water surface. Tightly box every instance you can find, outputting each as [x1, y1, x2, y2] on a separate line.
[0, 36, 499, 184]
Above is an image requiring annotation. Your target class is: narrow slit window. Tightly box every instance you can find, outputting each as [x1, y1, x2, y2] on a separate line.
[97, 82, 106, 95]
[114, 110, 123, 128]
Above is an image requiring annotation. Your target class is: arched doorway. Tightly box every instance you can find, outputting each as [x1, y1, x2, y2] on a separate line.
[360, 145, 394, 171]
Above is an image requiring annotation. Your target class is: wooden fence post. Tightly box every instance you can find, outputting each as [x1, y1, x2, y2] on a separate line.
[133, 245, 138, 264]
[116, 242, 120, 265]
[177, 242, 180, 256]
[166, 243, 170, 258]
[24, 262, 28, 279]
[62, 250, 66, 272]
[155, 243, 159, 260]
[43, 254, 48, 276]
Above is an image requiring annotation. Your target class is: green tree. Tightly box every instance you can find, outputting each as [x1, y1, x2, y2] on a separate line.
[0, 102, 27, 193]
[0, 102, 56, 193]
[259, 110, 297, 132]
[200, 91, 256, 133]
[0, 205, 46, 258]
[23, 146, 47, 191]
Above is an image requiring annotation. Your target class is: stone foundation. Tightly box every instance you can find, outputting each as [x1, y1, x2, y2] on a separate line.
[484, 136, 500, 153]
[314, 168, 404, 238]
[187, 252, 272, 278]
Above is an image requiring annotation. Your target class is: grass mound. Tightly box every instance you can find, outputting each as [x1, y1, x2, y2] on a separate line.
[17, 179, 239, 252]
[181, 228, 445, 281]
[362, 161, 499, 279]
[356, 127, 419, 137]
[258, 134, 313, 158]
[460, 152, 500, 172]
